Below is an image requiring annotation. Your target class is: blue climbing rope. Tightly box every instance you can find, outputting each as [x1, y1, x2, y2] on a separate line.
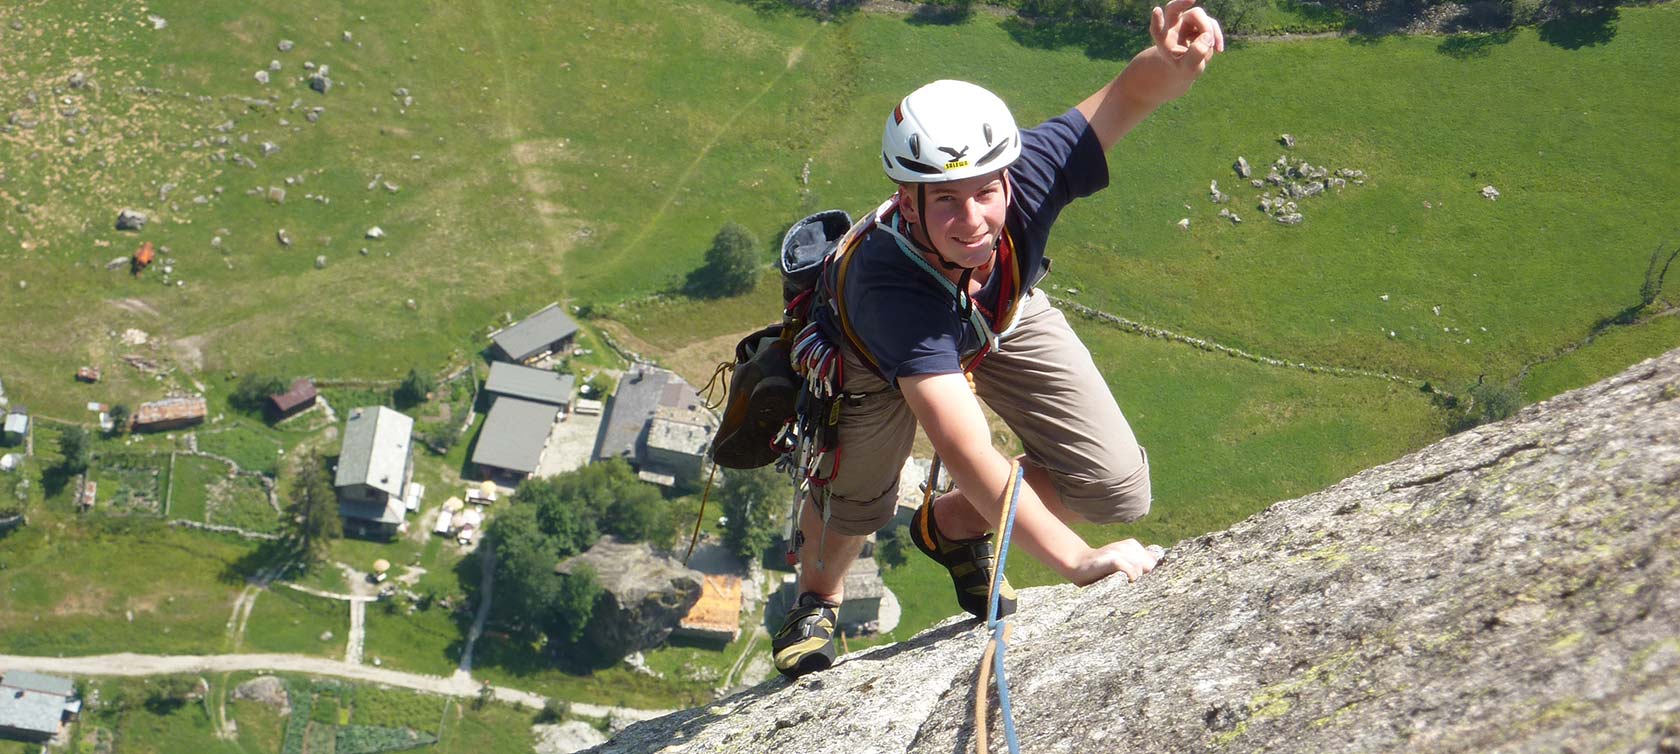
[976, 462, 1024, 754]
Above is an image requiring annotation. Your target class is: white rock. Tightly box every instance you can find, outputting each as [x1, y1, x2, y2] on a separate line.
[1176, 218, 1190, 231]
[365, 226, 385, 239]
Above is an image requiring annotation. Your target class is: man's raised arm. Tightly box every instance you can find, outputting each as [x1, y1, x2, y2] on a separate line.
[1078, 0, 1226, 152]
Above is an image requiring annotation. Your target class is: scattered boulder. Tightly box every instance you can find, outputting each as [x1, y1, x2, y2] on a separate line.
[1218, 208, 1242, 225]
[278, 39, 294, 52]
[365, 226, 384, 240]
[1208, 180, 1228, 204]
[115, 209, 147, 231]
[533, 721, 608, 754]
[1176, 218, 1190, 231]
[1279, 133, 1296, 148]
[266, 186, 286, 204]
[231, 676, 290, 715]
[1481, 185, 1500, 201]
[269, 60, 282, 71]
[260, 141, 279, 157]
[147, 15, 167, 29]
[1234, 156, 1250, 179]
[1276, 213, 1303, 226]
[342, 30, 353, 43]
[68, 72, 87, 89]
[314, 255, 327, 269]
[254, 70, 270, 85]
[277, 229, 292, 247]
[555, 537, 704, 659]
[319, 630, 333, 642]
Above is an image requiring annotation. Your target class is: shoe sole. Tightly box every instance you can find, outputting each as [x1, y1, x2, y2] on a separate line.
[774, 636, 835, 678]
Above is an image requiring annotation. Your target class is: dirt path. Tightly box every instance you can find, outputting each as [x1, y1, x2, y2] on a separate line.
[0, 653, 672, 722]
[456, 543, 496, 676]
[346, 600, 366, 665]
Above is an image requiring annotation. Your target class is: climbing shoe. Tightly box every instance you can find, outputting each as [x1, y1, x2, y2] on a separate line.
[772, 592, 839, 679]
[711, 324, 799, 470]
[910, 503, 1017, 620]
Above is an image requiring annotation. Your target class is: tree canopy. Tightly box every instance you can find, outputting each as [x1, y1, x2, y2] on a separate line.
[719, 466, 791, 562]
[485, 459, 668, 648]
[696, 222, 761, 297]
[285, 450, 341, 559]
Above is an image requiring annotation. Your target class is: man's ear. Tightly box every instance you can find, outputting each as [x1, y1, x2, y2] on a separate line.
[896, 184, 919, 225]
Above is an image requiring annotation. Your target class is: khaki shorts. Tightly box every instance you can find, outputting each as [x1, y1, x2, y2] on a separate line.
[813, 290, 1151, 536]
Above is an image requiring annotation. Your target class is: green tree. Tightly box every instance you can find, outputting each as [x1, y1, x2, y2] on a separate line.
[701, 222, 761, 297]
[395, 368, 435, 409]
[286, 450, 341, 559]
[719, 467, 791, 562]
[56, 426, 91, 477]
[230, 373, 287, 414]
[877, 523, 910, 570]
[485, 504, 602, 649]
[106, 404, 130, 437]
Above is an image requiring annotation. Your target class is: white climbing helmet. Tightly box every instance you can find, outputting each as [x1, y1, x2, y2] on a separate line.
[881, 80, 1021, 184]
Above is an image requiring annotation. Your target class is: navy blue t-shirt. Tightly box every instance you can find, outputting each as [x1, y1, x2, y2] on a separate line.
[819, 108, 1109, 384]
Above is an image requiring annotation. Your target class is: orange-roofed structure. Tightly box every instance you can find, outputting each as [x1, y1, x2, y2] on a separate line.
[132, 242, 155, 275]
[674, 574, 743, 645]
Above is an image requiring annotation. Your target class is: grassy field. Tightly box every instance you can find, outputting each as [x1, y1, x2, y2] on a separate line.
[361, 600, 463, 677]
[0, 517, 258, 656]
[44, 674, 539, 754]
[166, 453, 222, 522]
[241, 586, 349, 656]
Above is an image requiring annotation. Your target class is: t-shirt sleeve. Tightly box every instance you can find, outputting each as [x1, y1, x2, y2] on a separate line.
[1010, 108, 1110, 221]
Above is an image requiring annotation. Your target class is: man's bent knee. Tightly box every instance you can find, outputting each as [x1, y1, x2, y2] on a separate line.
[1057, 447, 1152, 524]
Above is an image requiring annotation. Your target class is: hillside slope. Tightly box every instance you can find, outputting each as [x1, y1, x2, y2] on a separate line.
[593, 347, 1680, 753]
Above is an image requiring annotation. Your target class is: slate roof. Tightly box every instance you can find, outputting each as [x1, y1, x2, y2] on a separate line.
[335, 406, 413, 498]
[0, 672, 72, 738]
[593, 364, 674, 462]
[1, 672, 72, 697]
[472, 397, 558, 475]
[491, 303, 579, 362]
[485, 362, 575, 407]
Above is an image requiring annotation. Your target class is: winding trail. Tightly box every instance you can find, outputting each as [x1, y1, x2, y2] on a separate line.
[0, 653, 671, 722]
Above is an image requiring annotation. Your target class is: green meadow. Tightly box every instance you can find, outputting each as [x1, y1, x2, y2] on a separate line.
[0, 0, 1676, 747]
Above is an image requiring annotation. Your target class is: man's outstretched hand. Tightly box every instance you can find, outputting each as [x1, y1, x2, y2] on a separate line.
[1121, 0, 1225, 108]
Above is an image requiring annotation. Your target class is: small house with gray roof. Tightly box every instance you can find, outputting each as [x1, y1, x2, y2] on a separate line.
[472, 397, 559, 485]
[490, 303, 579, 365]
[484, 362, 574, 412]
[592, 364, 716, 488]
[1, 408, 26, 447]
[0, 671, 78, 743]
[335, 406, 414, 540]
